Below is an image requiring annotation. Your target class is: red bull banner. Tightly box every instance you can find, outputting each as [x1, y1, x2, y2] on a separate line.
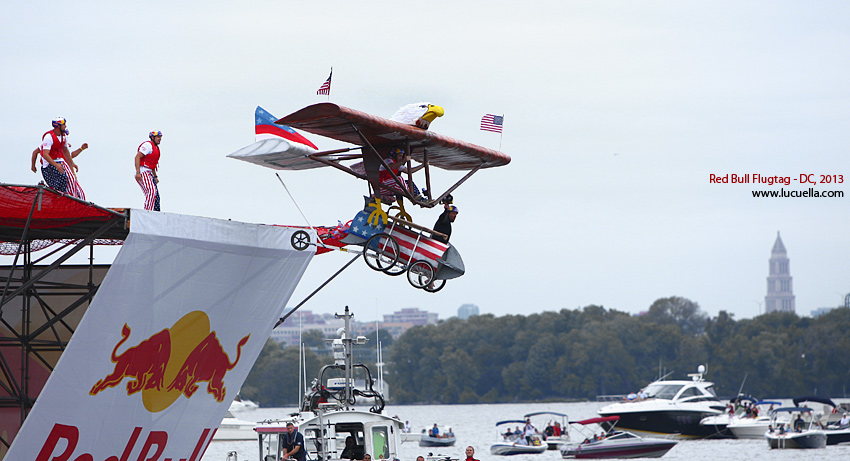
[7, 210, 315, 461]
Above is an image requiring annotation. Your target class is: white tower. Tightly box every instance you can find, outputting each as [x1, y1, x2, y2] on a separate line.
[765, 232, 795, 313]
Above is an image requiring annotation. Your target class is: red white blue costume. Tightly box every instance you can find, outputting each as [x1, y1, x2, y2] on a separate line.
[136, 140, 161, 211]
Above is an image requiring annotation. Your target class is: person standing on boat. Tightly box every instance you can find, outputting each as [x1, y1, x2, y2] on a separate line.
[135, 130, 162, 211]
[281, 422, 306, 461]
[523, 418, 537, 444]
[464, 446, 479, 461]
[429, 424, 440, 437]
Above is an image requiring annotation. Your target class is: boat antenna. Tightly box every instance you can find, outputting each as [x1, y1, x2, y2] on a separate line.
[299, 312, 304, 404]
[737, 372, 748, 397]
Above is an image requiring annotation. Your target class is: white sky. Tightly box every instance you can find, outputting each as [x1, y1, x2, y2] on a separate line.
[2, 1, 848, 322]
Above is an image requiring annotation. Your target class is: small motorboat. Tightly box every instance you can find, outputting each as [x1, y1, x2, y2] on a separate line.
[524, 411, 569, 450]
[560, 416, 677, 459]
[491, 420, 547, 456]
[419, 425, 456, 447]
[791, 396, 850, 445]
[725, 400, 782, 439]
[212, 411, 257, 441]
[698, 394, 761, 438]
[765, 407, 826, 449]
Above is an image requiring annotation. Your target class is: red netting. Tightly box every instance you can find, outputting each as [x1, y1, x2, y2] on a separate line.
[0, 185, 119, 229]
[0, 184, 127, 254]
[0, 239, 123, 256]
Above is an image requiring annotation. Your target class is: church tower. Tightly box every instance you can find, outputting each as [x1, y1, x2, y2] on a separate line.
[765, 232, 795, 313]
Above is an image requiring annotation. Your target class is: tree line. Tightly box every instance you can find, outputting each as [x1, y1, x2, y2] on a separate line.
[241, 298, 850, 407]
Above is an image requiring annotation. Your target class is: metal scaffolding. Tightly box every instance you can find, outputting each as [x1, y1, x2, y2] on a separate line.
[0, 183, 128, 452]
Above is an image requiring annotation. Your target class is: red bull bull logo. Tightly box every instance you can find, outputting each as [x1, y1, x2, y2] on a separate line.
[89, 311, 250, 412]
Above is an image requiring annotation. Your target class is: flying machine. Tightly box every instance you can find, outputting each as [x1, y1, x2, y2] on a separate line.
[228, 102, 511, 291]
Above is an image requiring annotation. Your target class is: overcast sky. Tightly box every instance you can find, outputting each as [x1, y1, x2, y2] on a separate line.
[3, 1, 848, 322]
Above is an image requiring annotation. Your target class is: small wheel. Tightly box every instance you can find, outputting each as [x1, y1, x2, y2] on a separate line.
[291, 230, 310, 251]
[407, 260, 435, 289]
[424, 278, 446, 293]
[363, 233, 399, 272]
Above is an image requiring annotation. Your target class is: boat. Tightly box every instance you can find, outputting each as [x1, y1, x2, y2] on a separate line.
[419, 425, 456, 447]
[523, 411, 569, 450]
[490, 420, 548, 455]
[560, 416, 677, 459]
[725, 400, 782, 439]
[791, 396, 850, 445]
[597, 365, 727, 439]
[254, 307, 406, 461]
[228, 394, 259, 412]
[212, 411, 258, 441]
[697, 394, 759, 438]
[765, 407, 826, 449]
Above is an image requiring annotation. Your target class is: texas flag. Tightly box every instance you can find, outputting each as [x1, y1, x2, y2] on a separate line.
[255, 106, 318, 150]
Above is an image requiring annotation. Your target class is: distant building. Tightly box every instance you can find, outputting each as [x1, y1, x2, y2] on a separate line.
[458, 303, 479, 319]
[272, 307, 440, 345]
[382, 307, 437, 326]
[765, 232, 795, 313]
[270, 310, 343, 346]
[811, 307, 836, 318]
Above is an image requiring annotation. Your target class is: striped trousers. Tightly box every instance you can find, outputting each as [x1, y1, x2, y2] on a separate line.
[136, 171, 160, 211]
[65, 165, 86, 200]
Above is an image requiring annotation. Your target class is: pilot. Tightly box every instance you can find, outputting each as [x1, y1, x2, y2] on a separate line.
[433, 203, 458, 244]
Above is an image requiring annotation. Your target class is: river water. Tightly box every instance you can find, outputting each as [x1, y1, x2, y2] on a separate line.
[203, 401, 849, 461]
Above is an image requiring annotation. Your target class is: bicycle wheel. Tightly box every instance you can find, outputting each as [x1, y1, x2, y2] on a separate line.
[407, 260, 435, 289]
[291, 230, 310, 251]
[363, 233, 399, 272]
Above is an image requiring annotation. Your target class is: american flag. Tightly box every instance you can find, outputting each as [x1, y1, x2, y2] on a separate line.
[480, 114, 504, 133]
[316, 69, 332, 95]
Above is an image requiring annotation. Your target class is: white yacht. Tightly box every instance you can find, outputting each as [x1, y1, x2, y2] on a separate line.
[597, 365, 726, 439]
[254, 307, 406, 461]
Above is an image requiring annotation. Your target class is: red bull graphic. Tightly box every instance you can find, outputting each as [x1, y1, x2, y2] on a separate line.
[35, 423, 215, 461]
[89, 311, 250, 412]
[89, 325, 171, 396]
[166, 331, 250, 402]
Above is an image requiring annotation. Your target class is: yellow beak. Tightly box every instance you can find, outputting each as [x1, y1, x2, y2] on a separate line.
[421, 105, 445, 122]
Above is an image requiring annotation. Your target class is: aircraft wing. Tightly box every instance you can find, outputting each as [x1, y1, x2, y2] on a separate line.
[277, 103, 511, 171]
[227, 138, 328, 171]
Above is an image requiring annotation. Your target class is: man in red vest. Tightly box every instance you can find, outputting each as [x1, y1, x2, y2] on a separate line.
[135, 130, 162, 211]
[38, 117, 78, 193]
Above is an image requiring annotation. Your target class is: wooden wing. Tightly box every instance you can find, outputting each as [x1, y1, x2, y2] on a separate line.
[277, 103, 511, 171]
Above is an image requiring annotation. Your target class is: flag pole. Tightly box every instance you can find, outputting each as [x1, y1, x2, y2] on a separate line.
[327, 66, 332, 101]
[498, 114, 504, 151]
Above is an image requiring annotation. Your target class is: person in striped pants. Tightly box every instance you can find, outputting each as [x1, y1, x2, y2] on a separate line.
[134, 130, 162, 211]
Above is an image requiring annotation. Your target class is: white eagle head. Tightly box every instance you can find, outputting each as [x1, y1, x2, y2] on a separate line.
[391, 102, 445, 130]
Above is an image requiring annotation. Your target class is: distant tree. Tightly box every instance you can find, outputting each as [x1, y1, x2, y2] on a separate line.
[302, 329, 327, 348]
[644, 296, 707, 335]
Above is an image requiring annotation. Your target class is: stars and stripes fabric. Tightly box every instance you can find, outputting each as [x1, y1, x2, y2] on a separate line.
[480, 114, 504, 133]
[65, 165, 86, 200]
[136, 171, 160, 211]
[389, 225, 449, 269]
[254, 106, 319, 149]
[316, 69, 332, 95]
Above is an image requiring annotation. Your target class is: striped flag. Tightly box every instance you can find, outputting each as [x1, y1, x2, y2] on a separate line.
[480, 114, 504, 133]
[316, 69, 332, 95]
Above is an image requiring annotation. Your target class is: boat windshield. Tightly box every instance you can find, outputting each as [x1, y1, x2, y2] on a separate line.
[643, 384, 684, 400]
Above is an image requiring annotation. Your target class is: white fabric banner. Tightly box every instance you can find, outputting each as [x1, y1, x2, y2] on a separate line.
[9, 210, 315, 461]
